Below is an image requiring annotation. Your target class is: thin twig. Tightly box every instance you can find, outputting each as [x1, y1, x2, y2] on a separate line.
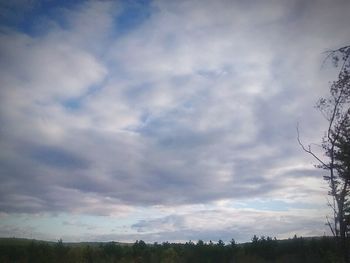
[326, 216, 336, 237]
[296, 124, 329, 168]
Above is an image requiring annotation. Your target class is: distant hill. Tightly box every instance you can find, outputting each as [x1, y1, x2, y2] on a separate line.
[0, 237, 132, 247]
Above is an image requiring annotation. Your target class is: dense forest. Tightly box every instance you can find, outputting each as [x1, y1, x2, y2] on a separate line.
[0, 235, 343, 263]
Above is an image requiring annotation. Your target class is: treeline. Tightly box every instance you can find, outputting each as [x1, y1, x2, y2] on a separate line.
[0, 235, 343, 262]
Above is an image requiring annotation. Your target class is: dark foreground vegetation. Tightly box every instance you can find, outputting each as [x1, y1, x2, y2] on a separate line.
[0, 235, 346, 263]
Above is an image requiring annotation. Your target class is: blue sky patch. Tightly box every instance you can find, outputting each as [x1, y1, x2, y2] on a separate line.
[114, 0, 153, 35]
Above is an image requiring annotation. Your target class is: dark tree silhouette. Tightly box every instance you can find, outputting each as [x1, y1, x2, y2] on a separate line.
[0, 236, 342, 262]
[298, 45, 350, 262]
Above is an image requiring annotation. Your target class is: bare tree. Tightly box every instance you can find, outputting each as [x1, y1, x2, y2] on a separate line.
[298, 45, 350, 262]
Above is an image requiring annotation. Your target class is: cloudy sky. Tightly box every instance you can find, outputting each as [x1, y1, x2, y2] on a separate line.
[0, 0, 349, 243]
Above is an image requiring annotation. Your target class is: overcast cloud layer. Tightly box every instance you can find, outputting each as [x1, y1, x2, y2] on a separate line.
[0, 0, 349, 243]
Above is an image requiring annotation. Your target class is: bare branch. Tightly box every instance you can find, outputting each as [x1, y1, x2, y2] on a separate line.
[296, 124, 329, 168]
[326, 216, 336, 237]
[327, 86, 344, 142]
[327, 197, 338, 219]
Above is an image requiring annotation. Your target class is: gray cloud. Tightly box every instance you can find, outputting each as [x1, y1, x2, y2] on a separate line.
[0, 0, 348, 241]
[28, 144, 90, 169]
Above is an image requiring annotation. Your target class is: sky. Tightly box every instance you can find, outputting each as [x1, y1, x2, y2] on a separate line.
[0, 0, 349, 244]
